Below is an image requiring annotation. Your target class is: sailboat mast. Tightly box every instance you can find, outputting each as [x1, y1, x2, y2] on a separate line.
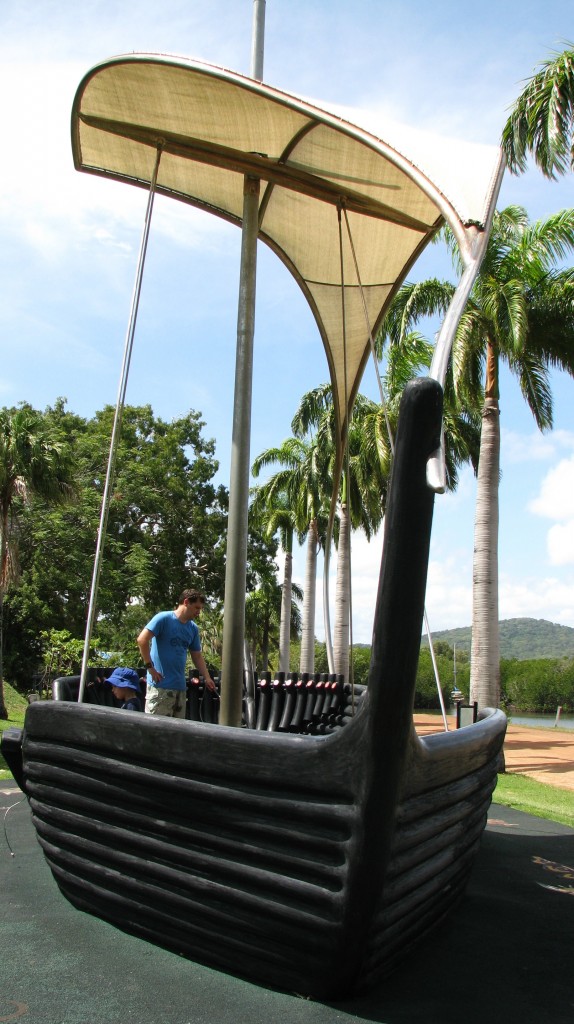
[219, 1, 266, 727]
[251, 0, 266, 79]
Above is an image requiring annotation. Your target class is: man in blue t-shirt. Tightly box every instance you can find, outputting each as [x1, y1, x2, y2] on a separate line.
[137, 589, 216, 717]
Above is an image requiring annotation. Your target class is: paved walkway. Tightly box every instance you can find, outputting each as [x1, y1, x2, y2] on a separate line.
[414, 713, 574, 791]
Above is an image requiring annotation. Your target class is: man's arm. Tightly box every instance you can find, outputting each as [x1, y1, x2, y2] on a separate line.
[190, 650, 217, 692]
[137, 627, 163, 683]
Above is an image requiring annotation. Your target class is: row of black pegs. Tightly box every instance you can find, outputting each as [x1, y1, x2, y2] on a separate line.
[186, 671, 365, 733]
[187, 674, 220, 724]
[255, 671, 346, 733]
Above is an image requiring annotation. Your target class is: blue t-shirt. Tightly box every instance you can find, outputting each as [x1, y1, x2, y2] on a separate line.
[145, 611, 201, 691]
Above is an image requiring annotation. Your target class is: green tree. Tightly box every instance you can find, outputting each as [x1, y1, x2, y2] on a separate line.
[5, 402, 280, 689]
[11, 402, 228, 640]
[502, 44, 574, 178]
[4, 399, 282, 688]
[384, 207, 574, 708]
[0, 405, 75, 716]
[39, 628, 104, 685]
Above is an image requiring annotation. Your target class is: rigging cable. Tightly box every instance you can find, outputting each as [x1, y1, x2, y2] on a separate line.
[78, 143, 164, 703]
[338, 204, 354, 706]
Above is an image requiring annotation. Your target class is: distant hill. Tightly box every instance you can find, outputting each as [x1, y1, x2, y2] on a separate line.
[421, 618, 574, 660]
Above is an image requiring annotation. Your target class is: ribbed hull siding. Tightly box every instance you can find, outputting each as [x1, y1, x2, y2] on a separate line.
[19, 696, 507, 998]
[358, 754, 500, 991]
[12, 381, 509, 999]
[24, 737, 359, 997]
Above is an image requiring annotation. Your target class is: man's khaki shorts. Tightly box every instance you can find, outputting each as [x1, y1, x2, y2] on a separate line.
[145, 686, 186, 718]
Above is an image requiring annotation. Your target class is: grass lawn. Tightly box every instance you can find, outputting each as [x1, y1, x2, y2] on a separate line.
[494, 771, 574, 828]
[0, 681, 27, 779]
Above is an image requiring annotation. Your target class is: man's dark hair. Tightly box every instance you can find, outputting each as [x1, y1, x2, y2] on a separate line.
[178, 588, 206, 606]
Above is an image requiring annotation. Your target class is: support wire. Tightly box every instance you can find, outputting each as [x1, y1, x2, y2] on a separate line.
[78, 144, 163, 703]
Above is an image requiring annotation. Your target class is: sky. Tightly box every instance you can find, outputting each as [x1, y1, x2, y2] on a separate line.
[1, 0, 574, 643]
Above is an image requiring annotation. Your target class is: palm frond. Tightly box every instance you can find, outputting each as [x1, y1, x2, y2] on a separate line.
[509, 349, 553, 430]
[502, 44, 574, 178]
[517, 208, 574, 269]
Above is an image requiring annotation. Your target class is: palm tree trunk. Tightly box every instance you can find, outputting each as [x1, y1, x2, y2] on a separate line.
[299, 519, 318, 674]
[470, 386, 501, 709]
[334, 502, 350, 682]
[278, 549, 293, 672]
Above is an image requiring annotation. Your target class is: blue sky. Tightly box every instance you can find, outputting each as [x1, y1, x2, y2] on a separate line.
[1, 0, 573, 641]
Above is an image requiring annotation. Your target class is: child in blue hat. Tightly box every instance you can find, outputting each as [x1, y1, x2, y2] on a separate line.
[106, 667, 143, 712]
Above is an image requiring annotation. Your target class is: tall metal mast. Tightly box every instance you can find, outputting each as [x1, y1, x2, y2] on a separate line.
[219, 1, 266, 726]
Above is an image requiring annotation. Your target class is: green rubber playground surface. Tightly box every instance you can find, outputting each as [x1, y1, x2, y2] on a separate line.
[2, 785, 573, 1024]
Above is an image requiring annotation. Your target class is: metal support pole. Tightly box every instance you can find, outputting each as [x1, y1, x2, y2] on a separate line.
[251, 0, 266, 80]
[219, 176, 260, 726]
[219, 2, 265, 726]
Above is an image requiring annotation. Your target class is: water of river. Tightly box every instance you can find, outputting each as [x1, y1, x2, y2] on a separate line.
[506, 711, 574, 730]
[424, 709, 574, 730]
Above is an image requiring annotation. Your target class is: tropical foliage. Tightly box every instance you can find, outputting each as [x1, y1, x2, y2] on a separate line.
[252, 432, 328, 675]
[501, 657, 574, 713]
[245, 576, 302, 673]
[252, 332, 482, 683]
[292, 386, 391, 681]
[384, 206, 574, 709]
[422, 617, 574, 661]
[3, 401, 277, 693]
[252, 386, 392, 680]
[0, 404, 76, 716]
[249, 488, 298, 672]
[502, 44, 574, 178]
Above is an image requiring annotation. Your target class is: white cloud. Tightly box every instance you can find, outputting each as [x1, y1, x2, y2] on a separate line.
[286, 527, 574, 650]
[499, 574, 574, 627]
[290, 531, 476, 645]
[425, 557, 473, 632]
[547, 522, 574, 566]
[288, 529, 383, 646]
[0, 60, 238, 271]
[501, 428, 564, 464]
[530, 455, 574, 521]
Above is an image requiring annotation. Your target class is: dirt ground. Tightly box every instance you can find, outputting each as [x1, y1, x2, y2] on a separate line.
[414, 712, 574, 792]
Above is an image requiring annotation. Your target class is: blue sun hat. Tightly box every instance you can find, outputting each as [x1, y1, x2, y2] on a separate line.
[106, 667, 141, 691]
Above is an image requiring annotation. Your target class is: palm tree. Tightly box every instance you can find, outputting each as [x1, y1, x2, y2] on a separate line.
[244, 577, 302, 673]
[502, 44, 574, 178]
[292, 386, 390, 681]
[252, 435, 327, 674]
[383, 207, 574, 707]
[0, 406, 75, 717]
[244, 582, 280, 673]
[378, 289, 484, 491]
[249, 489, 297, 671]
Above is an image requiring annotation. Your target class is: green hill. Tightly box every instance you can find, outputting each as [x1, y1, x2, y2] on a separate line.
[421, 618, 574, 660]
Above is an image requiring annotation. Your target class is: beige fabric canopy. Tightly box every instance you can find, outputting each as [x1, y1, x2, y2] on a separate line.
[72, 53, 503, 445]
